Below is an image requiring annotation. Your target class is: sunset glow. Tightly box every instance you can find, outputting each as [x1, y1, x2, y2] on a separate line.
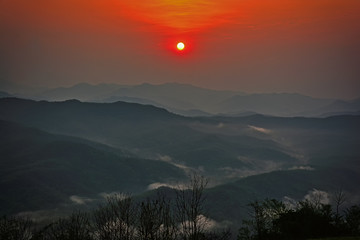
[1, 0, 360, 98]
[116, 0, 240, 33]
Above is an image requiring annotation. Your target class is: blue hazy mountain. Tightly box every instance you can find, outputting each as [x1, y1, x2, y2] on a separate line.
[217, 93, 334, 116]
[31, 82, 238, 116]
[315, 98, 360, 116]
[14, 82, 360, 117]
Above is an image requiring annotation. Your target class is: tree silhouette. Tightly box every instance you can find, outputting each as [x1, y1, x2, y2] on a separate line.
[238, 196, 360, 240]
[175, 173, 208, 240]
[36, 211, 92, 240]
[0, 215, 32, 240]
[93, 194, 136, 240]
[345, 205, 360, 236]
[274, 200, 334, 239]
[238, 199, 287, 240]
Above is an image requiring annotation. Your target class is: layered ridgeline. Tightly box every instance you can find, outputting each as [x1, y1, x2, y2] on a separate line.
[0, 119, 186, 215]
[0, 97, 359, 225]
[0, 98, 300, 177]
[5, 82, 360, 117]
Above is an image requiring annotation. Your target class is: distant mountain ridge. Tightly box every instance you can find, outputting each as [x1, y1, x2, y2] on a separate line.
[8, 82, 358, 117]
[0, 82, 352, 117]
[217, 93, 333, 116]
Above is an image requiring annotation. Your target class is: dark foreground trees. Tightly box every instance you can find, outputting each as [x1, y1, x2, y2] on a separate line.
[0, 215, 32, 240]
[2, 174, 360, 240]
[0, 174, 231, 240]
[238, 198, 360, 240]
[93, 195, 136, 240]
[34, 211, 92, 240]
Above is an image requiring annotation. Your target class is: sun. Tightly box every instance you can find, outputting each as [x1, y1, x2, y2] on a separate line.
[177, 42, 185, 51]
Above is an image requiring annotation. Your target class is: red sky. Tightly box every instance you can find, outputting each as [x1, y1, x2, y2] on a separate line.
[1, 0, 360, 99]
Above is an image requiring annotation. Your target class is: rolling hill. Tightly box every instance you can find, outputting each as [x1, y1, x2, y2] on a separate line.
[205, 155, 360, 225]
[0, 98, 301, 177]
[0, 120, 186, 215]
[0, 97, 359, 225]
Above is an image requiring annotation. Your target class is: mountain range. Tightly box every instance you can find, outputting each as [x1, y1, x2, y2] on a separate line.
[2, 82, 360, 117]
[0, 97, 359, 226]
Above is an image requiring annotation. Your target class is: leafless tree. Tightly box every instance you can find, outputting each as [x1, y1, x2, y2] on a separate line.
[333, 189, 347, 219]
[137, 190, 178, 240]
[93, 194, 136, 240]
[0, 215, 33, 240]
[138, 198, 163, 240]
[38, 211, 92, 240]
[175, 173, 208, 240]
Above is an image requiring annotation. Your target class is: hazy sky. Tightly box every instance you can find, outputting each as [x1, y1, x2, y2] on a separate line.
[1, 0, 360, 99]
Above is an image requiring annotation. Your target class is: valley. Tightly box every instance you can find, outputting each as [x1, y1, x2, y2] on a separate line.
[0, 96, 359, 229]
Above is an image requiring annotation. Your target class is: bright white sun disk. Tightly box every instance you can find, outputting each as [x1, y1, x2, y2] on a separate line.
[177, 42, 185, 51]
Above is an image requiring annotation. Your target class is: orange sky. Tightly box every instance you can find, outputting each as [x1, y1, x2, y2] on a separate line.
[1, 0, 360, 98]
